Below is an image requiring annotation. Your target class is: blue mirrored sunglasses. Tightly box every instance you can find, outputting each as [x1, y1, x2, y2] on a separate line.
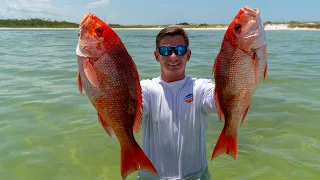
[158, 45, 188, 56]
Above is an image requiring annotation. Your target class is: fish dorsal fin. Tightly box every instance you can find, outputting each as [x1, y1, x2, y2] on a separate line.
[132, 64, 143, 134]
[213, 52, 220, 74]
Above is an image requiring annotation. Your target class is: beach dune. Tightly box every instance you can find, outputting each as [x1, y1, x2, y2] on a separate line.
[0, 24, 319, 30]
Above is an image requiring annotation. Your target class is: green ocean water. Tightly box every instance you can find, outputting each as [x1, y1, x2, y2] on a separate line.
[0, 29, 319, 180]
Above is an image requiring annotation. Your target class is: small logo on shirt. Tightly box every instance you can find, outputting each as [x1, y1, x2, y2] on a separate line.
[184, 93, 193, 103]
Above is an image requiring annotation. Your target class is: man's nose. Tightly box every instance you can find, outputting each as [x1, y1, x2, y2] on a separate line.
[169, 51, 178, 59]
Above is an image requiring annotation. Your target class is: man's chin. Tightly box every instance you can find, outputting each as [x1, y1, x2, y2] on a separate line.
[163, 70, 184, 77]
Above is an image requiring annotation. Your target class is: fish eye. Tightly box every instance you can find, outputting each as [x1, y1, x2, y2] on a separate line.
[96, 27, 103, 34]
[234, 24, 242, 31]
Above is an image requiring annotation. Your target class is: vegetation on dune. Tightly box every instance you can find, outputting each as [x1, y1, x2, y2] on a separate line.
[0, 18, 79, 28]
[0, 18, 319, 29]
[264, 21, 320, 29]
[108, 22, 227, 28]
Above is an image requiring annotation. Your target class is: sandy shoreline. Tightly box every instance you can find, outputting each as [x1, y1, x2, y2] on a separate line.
[0, 24, 319, 31]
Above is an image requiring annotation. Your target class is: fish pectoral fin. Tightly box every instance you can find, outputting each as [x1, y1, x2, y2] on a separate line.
[77, 72, 83, 94]
[83, 59, 100, 90]
[98, 113, 113, 137]
[214, 88, 224, 121]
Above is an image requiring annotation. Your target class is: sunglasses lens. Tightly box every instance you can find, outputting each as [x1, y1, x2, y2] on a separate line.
[158, 46, 187, 56]
[159, 46, 170, 56]
[176, 46, 187, 56]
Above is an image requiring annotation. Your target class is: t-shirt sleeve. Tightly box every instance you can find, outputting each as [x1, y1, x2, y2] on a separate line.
[200, 79, 216, 115]
[140, 80, 150, 118]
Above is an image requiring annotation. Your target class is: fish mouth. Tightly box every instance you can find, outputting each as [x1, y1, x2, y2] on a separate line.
[77, 13, 92, 58]
[80, 13, 93, 28]
[242, 6, 260, 18]
[242, 6, 263, 39]
[239, 6, 266, 52]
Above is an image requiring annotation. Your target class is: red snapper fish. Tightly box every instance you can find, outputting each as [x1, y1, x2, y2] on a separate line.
[211, 6, 268, 160]
[76, 13, 158, 179]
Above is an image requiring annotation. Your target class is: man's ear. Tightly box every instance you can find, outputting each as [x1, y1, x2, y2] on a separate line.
[154, 50, 159, 62]
[187, 49, 192, 61]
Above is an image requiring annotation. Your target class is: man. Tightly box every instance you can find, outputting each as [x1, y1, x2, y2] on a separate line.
[137, 26, 216, 180]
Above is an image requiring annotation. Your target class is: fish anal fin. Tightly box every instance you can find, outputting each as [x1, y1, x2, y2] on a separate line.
[98, 113, 113, 137]
[77, 72, 83, 94]
[241, 101, 252, 126]
[214, 87, 224, 122]
[133, 87, 143, 134]
[252, 52, 259, 86]
[264, 63, 268, 80]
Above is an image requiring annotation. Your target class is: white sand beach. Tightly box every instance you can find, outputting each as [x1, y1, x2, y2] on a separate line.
[264, 24, 320, 30]
[0, 24, 319, 30]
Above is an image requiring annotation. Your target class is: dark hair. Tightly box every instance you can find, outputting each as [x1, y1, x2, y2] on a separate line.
[155, 26, 189, 49]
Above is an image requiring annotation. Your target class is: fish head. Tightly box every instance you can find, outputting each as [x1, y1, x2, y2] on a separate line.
[76, 13, 113, 58]
[226, 6, 266, 54]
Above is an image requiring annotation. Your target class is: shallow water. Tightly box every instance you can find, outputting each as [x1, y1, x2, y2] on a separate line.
[0, 29, 319, 179]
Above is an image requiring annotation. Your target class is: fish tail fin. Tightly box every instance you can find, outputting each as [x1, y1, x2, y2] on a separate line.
[121, 143, 158, 180]
[211, 127, 238, 160]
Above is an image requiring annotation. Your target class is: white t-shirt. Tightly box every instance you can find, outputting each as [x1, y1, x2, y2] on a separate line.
[137, 76, 216, 180]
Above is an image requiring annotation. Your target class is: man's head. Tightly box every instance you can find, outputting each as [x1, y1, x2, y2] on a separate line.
[154, 26, 192, 83]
